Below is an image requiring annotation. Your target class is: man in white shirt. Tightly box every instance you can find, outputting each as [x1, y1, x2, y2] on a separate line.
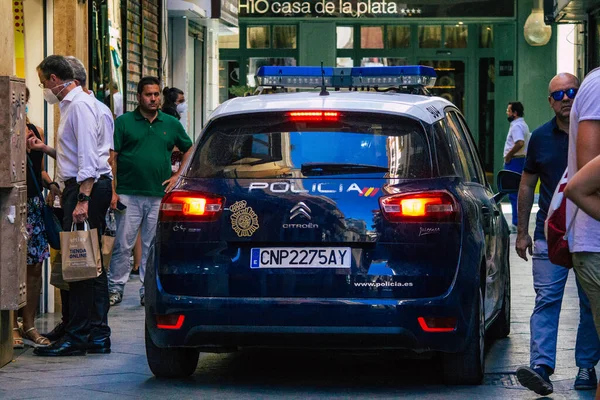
[30, 55, 113, 357]
[504, 101, 530, 232]
[566, 70, 600, 400]
[38, 56, 116, 354]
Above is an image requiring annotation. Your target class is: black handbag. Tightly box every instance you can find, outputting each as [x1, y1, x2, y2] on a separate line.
[27, 157, 62, 250]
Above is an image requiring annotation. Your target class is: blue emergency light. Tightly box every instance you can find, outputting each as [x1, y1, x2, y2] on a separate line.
[255, 65, 437, 90]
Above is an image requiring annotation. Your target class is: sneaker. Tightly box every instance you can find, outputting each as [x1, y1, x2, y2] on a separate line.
[575, 367, 597, 390]
[516, 365, 553, 395]
[140, 294, 145, 307]
[109, 292, 122, 307]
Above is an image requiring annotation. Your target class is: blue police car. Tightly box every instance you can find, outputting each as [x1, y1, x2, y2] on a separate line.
[144, 66, 518, 384]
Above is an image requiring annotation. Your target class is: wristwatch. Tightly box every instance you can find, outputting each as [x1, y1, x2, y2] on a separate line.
[77, 193, 92, 202]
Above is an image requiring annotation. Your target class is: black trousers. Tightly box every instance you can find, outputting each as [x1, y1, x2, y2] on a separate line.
[61, 177, 112, 346]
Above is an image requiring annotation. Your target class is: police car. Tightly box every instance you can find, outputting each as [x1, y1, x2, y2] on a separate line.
[144, 66, 518, 384]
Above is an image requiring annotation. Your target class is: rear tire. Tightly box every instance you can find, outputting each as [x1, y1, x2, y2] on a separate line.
[441, 288, 485, 385]
[487, 258, 511, 339]
[145, 324, 200, 378]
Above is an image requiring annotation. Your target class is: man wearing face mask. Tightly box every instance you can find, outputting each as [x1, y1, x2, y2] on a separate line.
[107, 77, 192, 307]
[161, 87, 187, 173]
[30, 55, 113, 356]
[504, 101, 531, 233]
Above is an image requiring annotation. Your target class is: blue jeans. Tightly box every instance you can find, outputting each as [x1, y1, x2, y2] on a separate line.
[504, 156, 526, 226]
[530, 240, 600, 371]
[108, 194, 162, 298]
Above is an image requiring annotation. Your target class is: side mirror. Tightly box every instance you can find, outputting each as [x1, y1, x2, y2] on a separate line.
[493, 170, 522, 203]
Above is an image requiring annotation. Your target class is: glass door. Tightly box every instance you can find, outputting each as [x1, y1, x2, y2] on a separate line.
[419, 59, 466, 112]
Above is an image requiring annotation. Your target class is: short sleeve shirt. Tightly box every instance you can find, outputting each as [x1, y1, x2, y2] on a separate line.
[504, 118, 530, 157]
[523, 118, 569, 241]
[567, 68, 600, 252]
[114, 109, 193, 197]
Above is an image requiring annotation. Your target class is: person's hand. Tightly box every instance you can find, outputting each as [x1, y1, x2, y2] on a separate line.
[515, 232, 533, 261]
[162, 174, 180, 193]
[72, 201, 89, 224]
[110, 191, 119, 210]
[27, 133, 46, 153]
[504, 154, 512, 164]
[46, 184, 62, 206]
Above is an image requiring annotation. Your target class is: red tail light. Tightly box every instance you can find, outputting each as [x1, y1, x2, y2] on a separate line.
[379, 191, 459, 222]
[418, 316, 457, 332]
[288, 111, 339, 122]
[156, 315, 185, 330]
[160, 191, 224, 222]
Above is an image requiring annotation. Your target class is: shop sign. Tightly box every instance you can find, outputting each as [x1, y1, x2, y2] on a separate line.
[238, 0, 514, 18]
[499, 60, 514, 77]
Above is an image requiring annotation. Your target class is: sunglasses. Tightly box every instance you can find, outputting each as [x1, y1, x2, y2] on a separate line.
[550, 88, 578, 101]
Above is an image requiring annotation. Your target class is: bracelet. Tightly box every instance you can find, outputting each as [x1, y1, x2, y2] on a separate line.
[48, 182, 60, 190]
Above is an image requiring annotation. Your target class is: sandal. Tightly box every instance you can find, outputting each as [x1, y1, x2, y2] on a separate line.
[12, 328, 24, 349]
[22, 327, 51, 347]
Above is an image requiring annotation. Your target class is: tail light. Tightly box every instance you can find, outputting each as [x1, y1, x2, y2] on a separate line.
[156, 314, 185, 330]
[160, 191, 224, 222]
[379, 191, 459, 223]
[288, 111, 339, 122]
[418, 316, 457, 332]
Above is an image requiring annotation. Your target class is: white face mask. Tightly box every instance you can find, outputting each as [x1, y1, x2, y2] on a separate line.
[176, 102, 188, 114]
[42, 81, 71, 104]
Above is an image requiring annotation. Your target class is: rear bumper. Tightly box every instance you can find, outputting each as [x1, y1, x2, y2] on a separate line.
[145, 290, 474, 353]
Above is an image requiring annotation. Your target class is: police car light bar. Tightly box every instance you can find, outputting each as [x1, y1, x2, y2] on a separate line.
[255, 65, 437, 89]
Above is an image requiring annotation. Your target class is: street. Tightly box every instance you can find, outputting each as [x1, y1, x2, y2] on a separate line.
[0, 208, 596, 399]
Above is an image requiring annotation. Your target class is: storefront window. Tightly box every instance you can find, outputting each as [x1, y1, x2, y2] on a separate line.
[361, 26, 384, 49]
[247, 26, 270, 48]
[337, 26, 353, 49]
[387, 26, 410, 49]
[219, 60, 240, 103]
[420, 60, 465, 111]
[361, 57, 407, 67]
[219, 33, 240, 49]
[445, 25, 468, 48]
[247, 57, 296, 86]
[480, 25, 494, 48]
[419, 25, 441, 48]
[273, 26, 297, 49]
[337, 57, 353, 67]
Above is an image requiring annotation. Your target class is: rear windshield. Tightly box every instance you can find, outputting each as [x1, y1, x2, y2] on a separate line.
[186, 111, 430, 179]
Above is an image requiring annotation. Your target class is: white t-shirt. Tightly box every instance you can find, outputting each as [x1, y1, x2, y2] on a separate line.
[567, 68, 600, 252]
[503, 117, 530, 157]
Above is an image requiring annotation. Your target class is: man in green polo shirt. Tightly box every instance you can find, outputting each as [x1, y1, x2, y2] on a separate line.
[108, 76, 193, 306]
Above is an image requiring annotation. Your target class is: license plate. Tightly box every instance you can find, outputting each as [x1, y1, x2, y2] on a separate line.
[250, 247, 351, 269]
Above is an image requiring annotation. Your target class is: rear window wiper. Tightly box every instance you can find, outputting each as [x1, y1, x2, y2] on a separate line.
[301, 162, 389, 176]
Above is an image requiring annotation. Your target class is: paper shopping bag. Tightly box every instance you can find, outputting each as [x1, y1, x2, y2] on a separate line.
[49, 248, 69, 291]
[60, 222, 102, 282]
[101, 234, 115, 271]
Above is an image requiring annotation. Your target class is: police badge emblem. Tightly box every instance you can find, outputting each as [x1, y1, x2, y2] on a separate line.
[230, 200, 259, 237]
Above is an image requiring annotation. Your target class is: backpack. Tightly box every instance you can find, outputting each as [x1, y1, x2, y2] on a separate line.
[544, 168, 578, 268]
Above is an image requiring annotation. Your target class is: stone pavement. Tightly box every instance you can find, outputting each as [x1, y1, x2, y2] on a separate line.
[0, 209, 597, 399]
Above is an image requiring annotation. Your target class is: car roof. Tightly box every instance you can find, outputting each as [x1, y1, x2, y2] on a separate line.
[209, 91, 455, 125]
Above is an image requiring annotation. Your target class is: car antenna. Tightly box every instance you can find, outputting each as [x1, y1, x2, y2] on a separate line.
[319, 61, 329, 96]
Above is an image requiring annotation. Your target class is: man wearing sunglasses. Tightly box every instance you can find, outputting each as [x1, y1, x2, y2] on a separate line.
[515, 73, 600, 395]
[503, 101, 530, 233]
